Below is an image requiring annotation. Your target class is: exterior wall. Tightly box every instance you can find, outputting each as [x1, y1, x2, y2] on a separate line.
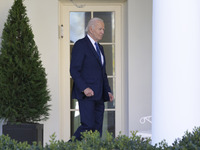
[128, 0, 152, 135]
[0, 0, 59, 144]
[0, 0, 153, 144]
[121, 0, 129, 136]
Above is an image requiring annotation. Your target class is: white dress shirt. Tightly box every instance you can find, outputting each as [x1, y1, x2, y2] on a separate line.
[87, 34, 104, 65]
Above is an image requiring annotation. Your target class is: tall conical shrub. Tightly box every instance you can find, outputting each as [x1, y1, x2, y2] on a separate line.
[0, 0, 51, 123]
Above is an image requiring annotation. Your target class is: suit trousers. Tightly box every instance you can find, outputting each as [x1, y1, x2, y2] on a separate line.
[73, 98, 105, 140]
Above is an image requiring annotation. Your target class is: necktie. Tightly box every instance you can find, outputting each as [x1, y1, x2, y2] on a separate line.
[94, 42, 102, 64]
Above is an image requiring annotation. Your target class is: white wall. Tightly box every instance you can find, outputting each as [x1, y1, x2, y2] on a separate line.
[0, 0, 60, 144]
[128, 0, 152, 135]
[0, 1, 13, 45]
[121, 0, 129, 136]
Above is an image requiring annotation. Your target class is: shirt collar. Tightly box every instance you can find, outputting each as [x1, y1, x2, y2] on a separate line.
[87, 34, 96, 47]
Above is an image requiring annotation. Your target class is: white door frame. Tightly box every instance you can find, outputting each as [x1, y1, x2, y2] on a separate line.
[59, 1, 123, 141]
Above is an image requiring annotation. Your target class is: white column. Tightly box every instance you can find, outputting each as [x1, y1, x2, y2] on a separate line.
[152, 0, 200, 145]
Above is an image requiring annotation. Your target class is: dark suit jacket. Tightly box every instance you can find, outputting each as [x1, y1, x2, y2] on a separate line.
[70, 35, 111, 101]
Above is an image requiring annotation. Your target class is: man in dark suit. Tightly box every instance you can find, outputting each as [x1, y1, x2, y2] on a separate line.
[70, 17, 114, 141]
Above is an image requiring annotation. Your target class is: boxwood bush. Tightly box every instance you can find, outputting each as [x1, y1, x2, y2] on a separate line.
[0, 127, 200, 150]
[171, 126, 200, 150]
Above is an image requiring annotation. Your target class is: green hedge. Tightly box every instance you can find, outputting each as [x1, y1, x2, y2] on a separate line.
[0, 127, 200, 150]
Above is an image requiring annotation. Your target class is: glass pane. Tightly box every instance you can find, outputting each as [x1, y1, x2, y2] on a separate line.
[70, 45, 73, 61]
[102, 111, 115, 139]
[93, 12, 114, 43]
[71, 99, 79, 110]
[103, 45, 115, 76]
[71, 111, 81, 136]
[70, 78, 73, 96]
[105, 78, 115, 109]
[70, 78, 79, 109]
[70, 12, 91, 43]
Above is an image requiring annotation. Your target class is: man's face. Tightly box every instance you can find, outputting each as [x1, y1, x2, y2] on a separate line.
[90, 21, 105, 42]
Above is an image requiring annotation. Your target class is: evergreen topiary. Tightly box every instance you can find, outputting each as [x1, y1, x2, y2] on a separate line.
[0, 0, 51, 123]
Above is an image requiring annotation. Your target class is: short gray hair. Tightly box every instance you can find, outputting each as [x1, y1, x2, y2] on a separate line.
[85, 17, 104, 33]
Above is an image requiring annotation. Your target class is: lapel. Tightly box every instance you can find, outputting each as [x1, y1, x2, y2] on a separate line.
[84, 36, 104, 67]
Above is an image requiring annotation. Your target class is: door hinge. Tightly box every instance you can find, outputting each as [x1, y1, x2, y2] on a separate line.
[59, 24, 64, 39]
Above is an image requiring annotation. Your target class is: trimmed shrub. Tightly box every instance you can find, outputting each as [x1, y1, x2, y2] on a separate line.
[0, 0, 51, 124]
[171, 127, 200, 150]
[0, 127, 200, 150]
[114, 131, 153, 150]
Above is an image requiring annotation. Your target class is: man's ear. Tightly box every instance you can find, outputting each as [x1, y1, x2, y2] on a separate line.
[89, 27, 93, 34]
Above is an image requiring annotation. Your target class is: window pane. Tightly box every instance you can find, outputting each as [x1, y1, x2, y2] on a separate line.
[70, 45, 73, 61]
[93, 12, 114, 43]
[102, 111, 115, 139]
[103, 45, 115, 76]
[70, 78, 79, 109]
[70, 12, 91, 43]
[71, 111, 80, 136]
[105, 78, 115, 109]
[71, 98, 78, 110]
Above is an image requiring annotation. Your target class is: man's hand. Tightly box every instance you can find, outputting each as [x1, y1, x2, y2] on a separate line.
[84, 88, 94, 97]
[108, 92, 114, 102]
